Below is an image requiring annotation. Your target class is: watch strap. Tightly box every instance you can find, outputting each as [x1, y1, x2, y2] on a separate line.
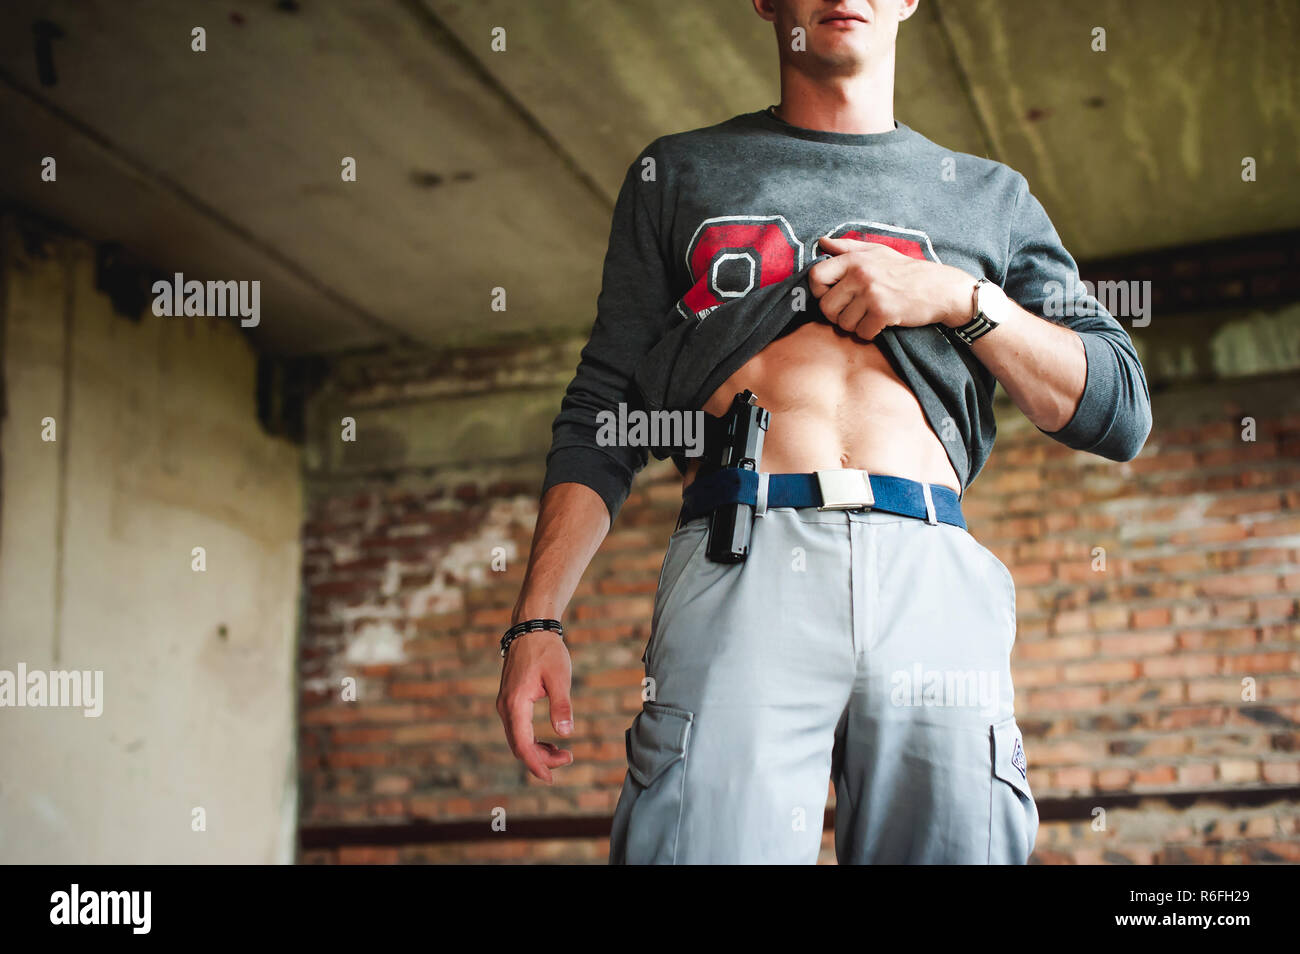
[952, 278, 1000, 346]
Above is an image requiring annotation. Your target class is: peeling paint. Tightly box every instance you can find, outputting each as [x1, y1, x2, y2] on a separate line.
[405, 498, 536, 618]
[344, 621, 406, 664]
[322, 497, 539, 675]
[326, 537, 361, 565]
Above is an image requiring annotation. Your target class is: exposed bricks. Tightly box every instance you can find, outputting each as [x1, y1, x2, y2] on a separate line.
[950, 380, 1299, 863]
[1083, 229, 1300, 314]
[298, 345, 1300, 864]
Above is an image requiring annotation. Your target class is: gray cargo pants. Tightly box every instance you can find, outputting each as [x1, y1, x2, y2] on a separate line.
[608, 504, 1038, 864]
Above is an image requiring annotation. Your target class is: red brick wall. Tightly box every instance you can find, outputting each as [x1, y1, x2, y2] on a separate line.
[298, 373, 1300, 864]
[969, 375, 1300, 864]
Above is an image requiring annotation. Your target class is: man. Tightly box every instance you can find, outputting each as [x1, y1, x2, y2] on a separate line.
[496, 0, 1150, 864]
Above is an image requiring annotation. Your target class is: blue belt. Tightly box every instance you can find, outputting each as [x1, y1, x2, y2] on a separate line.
[678, 468, 966, 530]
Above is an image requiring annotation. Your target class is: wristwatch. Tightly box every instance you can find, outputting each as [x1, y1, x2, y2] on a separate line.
[951, 277, 1008, 346]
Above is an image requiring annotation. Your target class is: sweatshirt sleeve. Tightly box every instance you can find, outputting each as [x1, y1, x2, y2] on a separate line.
[1001, 175, 1152, 462]
[539, 145, 677, 526]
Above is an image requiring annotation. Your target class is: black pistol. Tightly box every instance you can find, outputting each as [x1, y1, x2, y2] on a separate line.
[706, 389, 770, 563]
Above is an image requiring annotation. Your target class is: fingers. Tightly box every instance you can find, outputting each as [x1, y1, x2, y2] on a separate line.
[543, 668, 575, 738]
[497, 644, 575, 784]
[502, 699, 573, 782]
[808, 253, 849, 297]
[856, 310, 887, 342]
[505, 695, 555, 782]
[839, 296, 869, 335]
[536, 740, 575, 769]
[819, 284, 867, 333]
[818, 235, 876, 254]
[810, 236, 884, 297]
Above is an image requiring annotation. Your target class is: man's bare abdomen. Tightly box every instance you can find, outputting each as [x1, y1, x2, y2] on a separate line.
[682, 320, 961, 493]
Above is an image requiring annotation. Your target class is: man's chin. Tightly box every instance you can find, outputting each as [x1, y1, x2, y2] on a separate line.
[806, 47, 872, 75]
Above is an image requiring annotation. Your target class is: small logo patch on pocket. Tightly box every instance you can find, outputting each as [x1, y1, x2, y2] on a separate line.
[1011, 736, 1027, 780]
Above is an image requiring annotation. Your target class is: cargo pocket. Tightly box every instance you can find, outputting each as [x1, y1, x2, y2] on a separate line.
[988, 716, 1038, 864]
[611, 702, 693, 865]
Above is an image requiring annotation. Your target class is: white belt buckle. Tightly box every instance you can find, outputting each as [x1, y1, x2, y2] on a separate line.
[815, 469, 875, 511]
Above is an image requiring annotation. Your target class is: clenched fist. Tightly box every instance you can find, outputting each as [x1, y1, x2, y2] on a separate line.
[809, 235, 975, 340]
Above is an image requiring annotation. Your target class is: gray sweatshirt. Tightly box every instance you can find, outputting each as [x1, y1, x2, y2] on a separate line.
[542, 107, 1152, 524]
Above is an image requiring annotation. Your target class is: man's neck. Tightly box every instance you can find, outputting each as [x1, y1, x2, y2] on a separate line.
[772, 58, 896, 135]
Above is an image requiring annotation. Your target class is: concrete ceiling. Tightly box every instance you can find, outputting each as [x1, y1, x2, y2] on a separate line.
[1, 0, 1296, 356]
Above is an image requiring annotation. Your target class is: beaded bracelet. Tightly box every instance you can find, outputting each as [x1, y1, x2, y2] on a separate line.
[499, 618, 564, 657]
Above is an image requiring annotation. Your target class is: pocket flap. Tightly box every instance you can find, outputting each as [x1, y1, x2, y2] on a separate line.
[625, 703, 693, 787]
[991, 716, 1032, 798]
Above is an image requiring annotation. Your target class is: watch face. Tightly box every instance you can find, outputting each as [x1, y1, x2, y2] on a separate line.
[977, 281, 1006, 323]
